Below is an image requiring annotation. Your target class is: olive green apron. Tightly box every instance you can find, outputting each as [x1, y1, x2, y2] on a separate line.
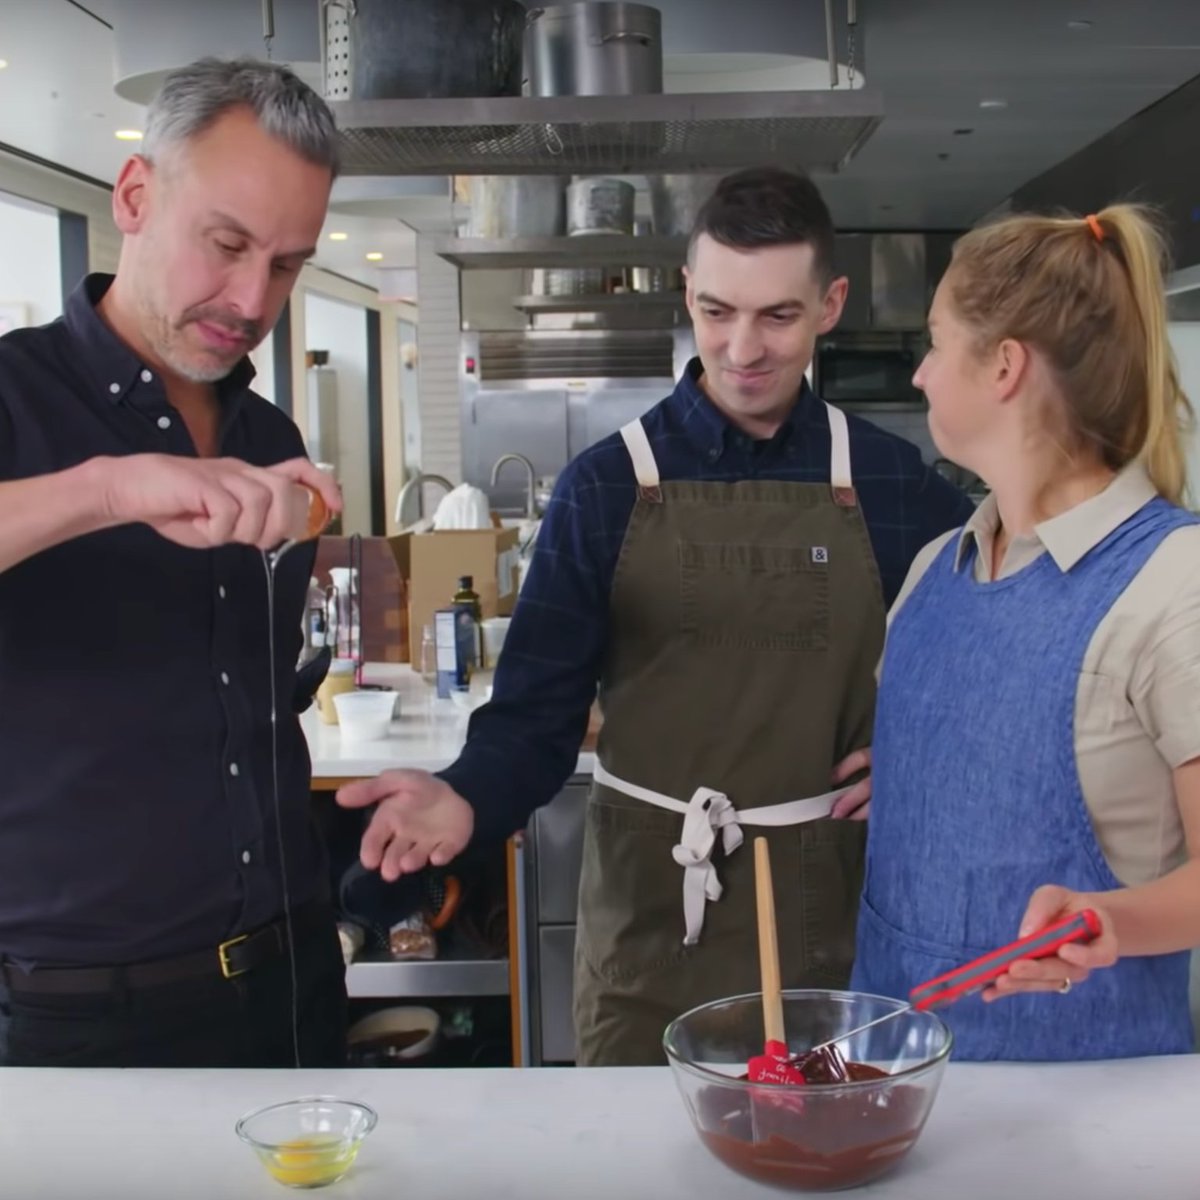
[573, 401, 886, 1066]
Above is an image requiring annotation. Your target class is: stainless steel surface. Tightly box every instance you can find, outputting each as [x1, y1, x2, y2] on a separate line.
[469, 330, 678, 380]
[825, 0, 837, 89]
[394, 472, 453, 526]
[536, 926, 578, 1062]
[513, 292, 686, 316]
[577, 385, 668, 449]
[832, 232, 951, 331]
[323, 0, 526, 101]
[465, 389, 570, 515]
[465, 175, 566, 238]
[647, 173, 720, 236]
[533, 783, 588, 922]
[490, 453, 537, 518]
[815, 330, 925, 408]
[870, 233, 928, 330]
[512, 833, 532, 1068]
[567, 177, 635, 236]
[436, 234, 687, 270]
[460, 331, 686, 512]
[530, 266, 609, 296]
[1167, 262, 1200, 320]
[524, 780, 589, 1064]
[525, 2, 663, 97]
[345, 957, 510, 998]
[329, 89, 884, 175]
[629, 249, 654, 294]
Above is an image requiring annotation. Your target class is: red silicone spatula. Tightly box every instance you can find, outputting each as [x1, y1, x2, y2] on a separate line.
[747, 837, 808, 1086]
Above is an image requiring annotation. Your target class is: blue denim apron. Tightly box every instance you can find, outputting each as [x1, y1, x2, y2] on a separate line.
[851, 495, 1198, 1060]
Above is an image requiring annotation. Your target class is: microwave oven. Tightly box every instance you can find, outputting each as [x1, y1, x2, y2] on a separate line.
[814, 336, 926, 410]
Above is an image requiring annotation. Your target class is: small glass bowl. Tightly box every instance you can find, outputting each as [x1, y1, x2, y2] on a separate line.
[235, 1096, 377, 1189]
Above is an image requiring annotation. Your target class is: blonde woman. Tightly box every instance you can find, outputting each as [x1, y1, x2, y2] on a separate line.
[852, 205, 1200, 1059]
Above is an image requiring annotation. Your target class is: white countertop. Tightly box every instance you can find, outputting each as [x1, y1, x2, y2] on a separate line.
[1, 1059, 1197, 1199]
[302, 663, 595, 780]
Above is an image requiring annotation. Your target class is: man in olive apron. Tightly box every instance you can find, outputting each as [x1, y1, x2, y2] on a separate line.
[337, 169, 975, 1065]
[576, 399, 883, 1063]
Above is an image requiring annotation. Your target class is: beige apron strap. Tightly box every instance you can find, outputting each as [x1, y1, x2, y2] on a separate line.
[594, 760, 848, 946]
[823, 401, 857, 508]
[619, 419, 663, 504]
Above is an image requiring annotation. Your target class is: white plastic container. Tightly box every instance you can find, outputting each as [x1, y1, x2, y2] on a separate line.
[332, 690, 398, 742]
[482, 616, 512, 665]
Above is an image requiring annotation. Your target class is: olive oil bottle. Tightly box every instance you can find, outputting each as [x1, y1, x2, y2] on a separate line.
[451, 575, 485, 669]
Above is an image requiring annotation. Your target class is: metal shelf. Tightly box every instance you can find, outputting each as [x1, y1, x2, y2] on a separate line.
[330, 90, 884, 176]
[346, 956, 509, 999]
[513, 292, 687, 316]
[435, 235, 687, 270]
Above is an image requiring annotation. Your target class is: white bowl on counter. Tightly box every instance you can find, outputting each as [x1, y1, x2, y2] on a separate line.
[332, 690, 398, 742]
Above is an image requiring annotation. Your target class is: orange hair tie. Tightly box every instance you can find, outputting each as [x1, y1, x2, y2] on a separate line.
[1085, 214, 1105, 243]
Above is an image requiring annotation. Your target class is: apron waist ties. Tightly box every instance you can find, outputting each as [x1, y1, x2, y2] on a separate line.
[593, 761, 847, 945]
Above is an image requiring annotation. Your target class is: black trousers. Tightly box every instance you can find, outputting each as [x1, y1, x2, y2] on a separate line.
[0, 915, 347, 1068]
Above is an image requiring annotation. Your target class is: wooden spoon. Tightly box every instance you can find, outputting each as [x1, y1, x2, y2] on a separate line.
[747, 837, 807, 1085]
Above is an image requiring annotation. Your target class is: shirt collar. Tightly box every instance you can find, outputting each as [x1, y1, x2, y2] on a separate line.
[65, 274, 256, 410]
[954, 462, 1158, 574]
[668, 357, 818, 460]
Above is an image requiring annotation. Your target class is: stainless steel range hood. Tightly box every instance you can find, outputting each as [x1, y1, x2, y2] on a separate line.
[330, 89, 884, 176]
[834, 232, 955, 332]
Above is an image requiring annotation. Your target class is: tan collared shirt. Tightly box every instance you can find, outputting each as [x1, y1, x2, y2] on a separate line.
[888, 465, 1200, 885]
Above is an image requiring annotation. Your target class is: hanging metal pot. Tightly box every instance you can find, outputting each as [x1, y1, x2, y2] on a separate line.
[465, 176, 567, 239]
[567, 178, 636, 236]
[525, 3, 664, 97]
[323, 0, 527, 100]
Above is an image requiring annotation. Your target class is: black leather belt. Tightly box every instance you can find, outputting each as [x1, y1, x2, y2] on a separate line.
[0, 901, 329, 995]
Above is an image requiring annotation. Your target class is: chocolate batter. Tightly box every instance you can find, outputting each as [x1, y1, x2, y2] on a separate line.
[697, 1063, 928, 1191]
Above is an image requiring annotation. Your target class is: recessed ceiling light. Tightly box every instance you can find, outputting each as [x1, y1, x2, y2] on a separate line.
[114, 129, 143, 141]
[979, 98, 1008, 110]
[328, 231, 349, 242]
[0, 60, 9, 70]
[365, 251, 384, 261]
[1067, 19, 1093, 31]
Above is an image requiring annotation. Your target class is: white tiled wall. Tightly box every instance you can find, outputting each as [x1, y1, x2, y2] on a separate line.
[415, 235, 464, 484]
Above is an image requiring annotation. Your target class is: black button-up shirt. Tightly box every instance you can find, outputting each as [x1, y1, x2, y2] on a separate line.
[0, 275, 322, 967]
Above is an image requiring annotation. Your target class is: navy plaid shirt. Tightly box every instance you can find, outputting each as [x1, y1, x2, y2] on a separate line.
[440, 359, 974, 844]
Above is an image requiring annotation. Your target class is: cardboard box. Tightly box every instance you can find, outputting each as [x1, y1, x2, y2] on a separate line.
[407, 528, 521, 652]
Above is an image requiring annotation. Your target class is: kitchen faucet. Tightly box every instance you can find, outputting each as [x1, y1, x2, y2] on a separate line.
[394, 472, 454, 527]
[490, 453, 536, 519]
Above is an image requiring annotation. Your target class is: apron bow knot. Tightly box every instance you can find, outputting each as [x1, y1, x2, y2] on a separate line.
[671, 788, 744, 946]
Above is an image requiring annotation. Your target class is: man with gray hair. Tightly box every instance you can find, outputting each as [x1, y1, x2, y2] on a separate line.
[0, 58, 348, 1067]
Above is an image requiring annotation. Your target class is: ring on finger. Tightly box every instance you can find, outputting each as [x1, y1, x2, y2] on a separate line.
[1058, 977, 1072, 995]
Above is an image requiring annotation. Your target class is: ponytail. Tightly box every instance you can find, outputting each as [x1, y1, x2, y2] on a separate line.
[948, 203, 1194, 505]
[1093, 206, 1192, 504]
